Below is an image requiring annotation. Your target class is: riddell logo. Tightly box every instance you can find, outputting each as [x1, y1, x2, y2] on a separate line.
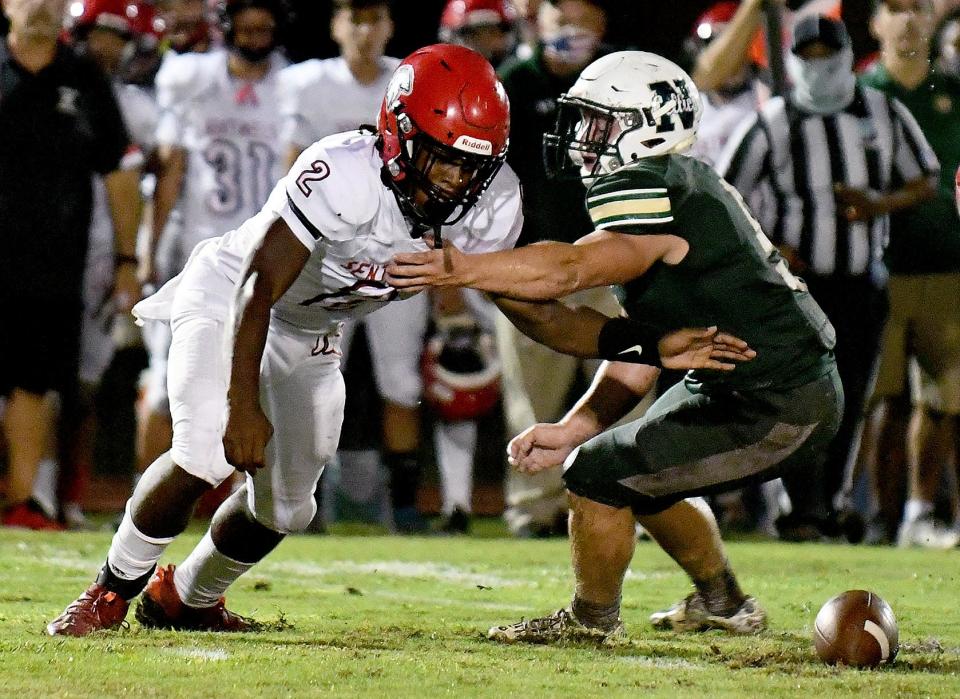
[453, 135, 493, 155]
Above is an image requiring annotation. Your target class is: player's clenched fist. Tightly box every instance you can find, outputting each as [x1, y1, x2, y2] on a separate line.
[508, 423, 582, 474]
[223, 402, 274, 473]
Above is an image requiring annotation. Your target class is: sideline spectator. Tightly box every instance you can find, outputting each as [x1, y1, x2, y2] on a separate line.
[718, 14, 938, 540]
[0, 0, 138, 529]
[439, 0, 519, 68]
[860, 0, 960, 547]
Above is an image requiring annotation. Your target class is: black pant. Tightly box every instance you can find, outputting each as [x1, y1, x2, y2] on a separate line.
[802, 275, 888, 512]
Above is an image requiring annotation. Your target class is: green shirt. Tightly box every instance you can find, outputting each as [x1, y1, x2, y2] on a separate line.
[860, 64, 960, 274]
[586, 155, 835, 391]
[498, 47, 594, 247]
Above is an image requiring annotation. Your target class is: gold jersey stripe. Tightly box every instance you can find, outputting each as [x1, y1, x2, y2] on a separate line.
[589, 197, 672, 222]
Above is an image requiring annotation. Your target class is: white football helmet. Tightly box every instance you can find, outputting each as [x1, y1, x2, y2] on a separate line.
[544, 51, 703, 179]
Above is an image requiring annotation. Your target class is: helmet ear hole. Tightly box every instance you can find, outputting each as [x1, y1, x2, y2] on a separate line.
[641, 138, 666, 150]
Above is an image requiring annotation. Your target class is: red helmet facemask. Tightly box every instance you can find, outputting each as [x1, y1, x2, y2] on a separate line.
[377, 44, 510, 235]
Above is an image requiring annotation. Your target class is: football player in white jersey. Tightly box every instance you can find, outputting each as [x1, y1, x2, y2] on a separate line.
[47, 45, 753, 636]
[279, 0, 434, 530]
[136, 0, 289, 484]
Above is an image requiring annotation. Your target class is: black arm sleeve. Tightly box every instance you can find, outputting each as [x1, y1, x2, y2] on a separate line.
[596, 316, 663, 367]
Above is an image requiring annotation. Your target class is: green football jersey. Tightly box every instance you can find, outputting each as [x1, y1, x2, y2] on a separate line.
[585, 154, 835, 391]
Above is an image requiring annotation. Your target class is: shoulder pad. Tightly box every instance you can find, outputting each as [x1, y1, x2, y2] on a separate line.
[155, 50, 223, 109]
[283, 133, 381, 243]
[278, 58, 326, 117]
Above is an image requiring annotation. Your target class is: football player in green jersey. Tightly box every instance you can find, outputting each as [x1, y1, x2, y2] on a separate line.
[387, 51, 843, 644]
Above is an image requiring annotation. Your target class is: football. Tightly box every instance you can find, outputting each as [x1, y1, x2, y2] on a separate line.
[813, 590, 899, 667]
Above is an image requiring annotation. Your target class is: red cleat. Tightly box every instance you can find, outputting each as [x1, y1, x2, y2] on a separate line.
[135, 564, 258, 632]
[46, 584, 130, 636]
[2, 502, 65, 531]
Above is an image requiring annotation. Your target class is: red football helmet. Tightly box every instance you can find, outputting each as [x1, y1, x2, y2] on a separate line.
[683, 1, 739, 63]
[127, 1, 163, 43]
[73, 0, 140, 37]
[692, 1, 739, 43]
[378, 44, 510, 230]
[440, 0, 517, 34]
[422, 319, 501, 422]
[438, 0, 518, 65]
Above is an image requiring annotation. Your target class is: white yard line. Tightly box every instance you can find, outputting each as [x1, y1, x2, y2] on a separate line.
[164, 647, 231, 661]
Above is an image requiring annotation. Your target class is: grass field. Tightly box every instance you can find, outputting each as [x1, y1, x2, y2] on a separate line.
[2, 523, 959, 698]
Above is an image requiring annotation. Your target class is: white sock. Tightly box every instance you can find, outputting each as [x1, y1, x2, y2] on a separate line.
[173, 531, 254, 608]
[434, 420, 476, 514]
[904, 498, 933, 524]
[107, 503, 174, 580]
[31, 458, 59, 518]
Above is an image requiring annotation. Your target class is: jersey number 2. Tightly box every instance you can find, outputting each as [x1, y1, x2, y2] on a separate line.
[295, 160, 331, 197]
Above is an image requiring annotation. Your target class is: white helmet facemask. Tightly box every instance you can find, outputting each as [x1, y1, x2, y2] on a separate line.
[543, 51, 703, 180]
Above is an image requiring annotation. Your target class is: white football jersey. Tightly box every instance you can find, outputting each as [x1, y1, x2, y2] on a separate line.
[88, 83, 160, 257]
[202, 131, 523, 332]
[155, 49, 288, 250]
[278, 56, 400, 150]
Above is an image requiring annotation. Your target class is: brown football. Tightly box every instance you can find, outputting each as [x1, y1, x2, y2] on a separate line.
[813, 590, 899, 667]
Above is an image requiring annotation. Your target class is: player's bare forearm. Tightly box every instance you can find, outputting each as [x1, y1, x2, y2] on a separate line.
[104, 167, 143, 310]
[228, 219, 310, 407]
[562, 361, 658, 440]
[493, 296, 608, 358]
[104, 167, 141, 258]
[387, 232, 684, 301]
[148, 146, 187, 269]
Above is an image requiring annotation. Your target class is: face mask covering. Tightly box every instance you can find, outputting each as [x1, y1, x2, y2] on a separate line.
[233, 43, 274, 64]
[787, 46, 857, 114]
[542, 25, 600, 67]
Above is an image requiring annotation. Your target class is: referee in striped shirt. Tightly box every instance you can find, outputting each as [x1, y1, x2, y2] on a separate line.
[716, 15, 939, 532]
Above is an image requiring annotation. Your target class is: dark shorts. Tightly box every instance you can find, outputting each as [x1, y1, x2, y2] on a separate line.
[0, 294, 83, 398]
[563, 365, 844, 515]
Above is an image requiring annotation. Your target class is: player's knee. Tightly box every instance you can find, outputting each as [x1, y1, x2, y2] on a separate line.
[170, 428, 232, 486]
[255, 497, 317, 534]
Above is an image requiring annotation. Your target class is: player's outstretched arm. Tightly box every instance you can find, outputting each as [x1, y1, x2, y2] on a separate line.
[223, 218, 310, 474]
[493, 296, 755, 370]
[386, 231, 689, 301]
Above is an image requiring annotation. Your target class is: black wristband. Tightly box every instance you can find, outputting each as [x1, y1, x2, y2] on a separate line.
[116, 254, 138, 267]
[597, 316, 662, 367]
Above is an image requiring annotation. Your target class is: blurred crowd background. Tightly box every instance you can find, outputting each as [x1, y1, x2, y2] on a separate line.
[2, 0, 960, 550]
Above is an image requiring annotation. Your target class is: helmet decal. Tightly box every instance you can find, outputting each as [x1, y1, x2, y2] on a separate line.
[385, 64, 414, 111]
[453, 135, 493, 155]
[645, 80, 698, 133]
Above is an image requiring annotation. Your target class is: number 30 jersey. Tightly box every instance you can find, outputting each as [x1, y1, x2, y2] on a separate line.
[588, 154, 836, 391]
[200, 131, 523, 333]
[155, 49, 287, 250]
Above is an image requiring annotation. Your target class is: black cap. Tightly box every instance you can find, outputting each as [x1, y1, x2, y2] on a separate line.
[791, 15, 851, 53]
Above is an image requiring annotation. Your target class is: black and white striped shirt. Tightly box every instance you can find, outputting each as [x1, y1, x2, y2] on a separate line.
[716, 85, 939, 277]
